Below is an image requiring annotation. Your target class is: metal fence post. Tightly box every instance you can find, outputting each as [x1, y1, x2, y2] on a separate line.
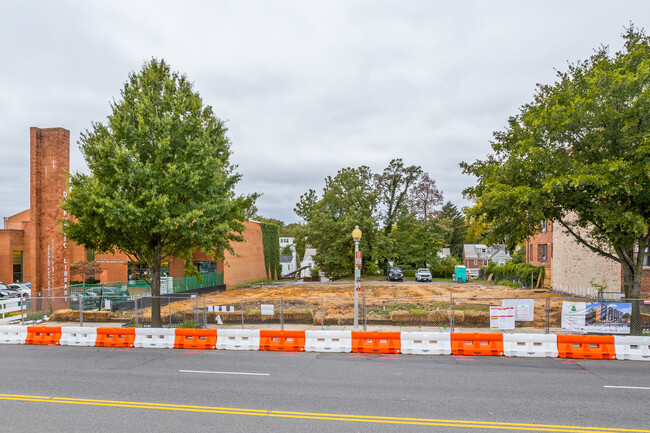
[545, 297, 550, 334]
[363, 294, 367, 331]
[194, 295, 199, 325]
[241, 298, 244, 329]
[79, 294, 84, 327]
[20, 298, 24, 325]
[280, 297, 284, 330]
[320, 298, 324, 330]
[450, 293, 455, 332]
[203, 297, 207, 328]
[169, 299, 172, 327]
[134, 297, 138, 327]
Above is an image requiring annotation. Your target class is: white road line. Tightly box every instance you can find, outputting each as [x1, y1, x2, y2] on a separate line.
[604, 385, 650, 390]
[179, 370, 269, 376]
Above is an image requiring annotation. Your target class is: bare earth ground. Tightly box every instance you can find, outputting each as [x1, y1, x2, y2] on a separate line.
[135, 281, 570, 328]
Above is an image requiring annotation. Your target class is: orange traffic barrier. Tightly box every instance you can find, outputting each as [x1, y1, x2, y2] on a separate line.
[174, 329, 217, 350]
[95, 328, 135, 348]
[351, 331, 401, 354]
[25, 326, 62, 345]
[451, 333, 503, 356]
[259, 330, 305, 352]
[557, 334, 615, 359]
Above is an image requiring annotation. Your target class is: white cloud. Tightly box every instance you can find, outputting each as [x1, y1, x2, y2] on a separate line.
[1, 0, 647, 223]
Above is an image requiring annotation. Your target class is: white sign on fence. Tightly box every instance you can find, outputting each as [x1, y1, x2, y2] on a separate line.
[501, 298, 534, 321]
[261, 304, 274, 316]
[490, 306, 515, 330]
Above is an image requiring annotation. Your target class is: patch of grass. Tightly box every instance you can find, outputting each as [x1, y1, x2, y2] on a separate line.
[178, 320, 197, 328]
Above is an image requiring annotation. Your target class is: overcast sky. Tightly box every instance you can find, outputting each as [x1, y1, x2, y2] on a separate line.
[1, 1, 648, 224]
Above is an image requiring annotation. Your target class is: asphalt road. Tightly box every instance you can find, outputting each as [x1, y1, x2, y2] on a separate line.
[0, 345, 648, 432]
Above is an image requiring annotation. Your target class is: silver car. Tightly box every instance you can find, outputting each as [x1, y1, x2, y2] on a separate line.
[7, 283, 30, 297]
[415, 268, 432, 282]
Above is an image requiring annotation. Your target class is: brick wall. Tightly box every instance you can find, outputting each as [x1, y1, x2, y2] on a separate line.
[552, 223, 622, 295]
[223, 221, 268, 288]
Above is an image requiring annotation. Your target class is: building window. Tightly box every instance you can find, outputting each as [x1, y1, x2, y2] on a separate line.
[194, 261, 216, 274]
[128, 261, 170, 280]
[538, 244, 548, 262]
[474, 259, 477, 265]
[540, 220, 547, 233]
[483, 260, 488, 266]
[644, 247, 650, 267]
[12, 251, 23, 283]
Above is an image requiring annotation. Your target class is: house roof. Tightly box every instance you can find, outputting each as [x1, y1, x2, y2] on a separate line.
[280, 255, 293, 264]
[463, 244, 508, 261]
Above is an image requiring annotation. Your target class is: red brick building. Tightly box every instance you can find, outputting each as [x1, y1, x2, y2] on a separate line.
[527, 219, 649, 296]
[0, 127, 268, 304]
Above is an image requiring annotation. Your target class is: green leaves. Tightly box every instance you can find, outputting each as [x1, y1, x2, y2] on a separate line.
[462, 26, 650, 302]
[63, 58, 253, 326]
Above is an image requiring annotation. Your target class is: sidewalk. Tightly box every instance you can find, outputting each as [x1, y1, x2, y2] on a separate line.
[41, 321, 566, 334]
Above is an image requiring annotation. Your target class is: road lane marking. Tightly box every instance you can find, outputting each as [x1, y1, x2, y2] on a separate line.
[0, 393, 647, 432]
[604, 386, 650, 390]
[179, 370, 269, 376]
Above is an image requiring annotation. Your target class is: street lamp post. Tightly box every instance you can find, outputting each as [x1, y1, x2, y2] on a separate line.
[352, 225, 362, 330]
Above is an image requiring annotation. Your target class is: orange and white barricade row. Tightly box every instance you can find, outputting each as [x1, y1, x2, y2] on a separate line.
[0, 327, 646, 361]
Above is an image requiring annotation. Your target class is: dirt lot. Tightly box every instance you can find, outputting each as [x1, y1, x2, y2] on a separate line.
[148, 281, 572, 328]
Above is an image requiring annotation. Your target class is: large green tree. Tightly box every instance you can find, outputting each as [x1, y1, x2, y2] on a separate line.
[295, 166, 382, 278]
[438, 201, 468, 258]
[462, 27, 650, 333]
[63, 59, 253, 327]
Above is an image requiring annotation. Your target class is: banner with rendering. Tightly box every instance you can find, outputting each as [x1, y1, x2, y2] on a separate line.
[561, 301, 632, 334]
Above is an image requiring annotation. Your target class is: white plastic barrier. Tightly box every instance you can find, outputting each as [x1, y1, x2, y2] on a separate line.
[614, 336, 650, 361]
[216, 329, 260, 351]
[305, 330, 352, 353]
[0, 325, 27, 344]
[59, 327, 98, 347]
[134, 328, 176, 349]
[503, 334, 558, 358]
[400, 332, 451, 355]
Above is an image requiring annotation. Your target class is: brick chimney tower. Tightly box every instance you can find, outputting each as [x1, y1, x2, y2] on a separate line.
[30, 127, 70, 309]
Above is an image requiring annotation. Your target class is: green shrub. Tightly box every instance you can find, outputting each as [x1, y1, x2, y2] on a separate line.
[480, 262, 544, 288]
[431, 256, 460, 278]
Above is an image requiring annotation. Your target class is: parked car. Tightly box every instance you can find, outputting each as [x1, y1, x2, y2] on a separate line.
[6, 283, 30, 297]
[69, 292, 99, 311]
[86, 286, 130, 308]
[386, 267, 403, 282]
[415, 268, 432, 282]
[0, 284, 19, 298]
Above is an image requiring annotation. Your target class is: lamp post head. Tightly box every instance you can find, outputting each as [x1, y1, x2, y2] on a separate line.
[352, 225, 362, 241]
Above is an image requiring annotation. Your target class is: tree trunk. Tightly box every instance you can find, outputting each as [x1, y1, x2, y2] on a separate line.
[620, 248, 643, 336]
[150, 245, 162, 328]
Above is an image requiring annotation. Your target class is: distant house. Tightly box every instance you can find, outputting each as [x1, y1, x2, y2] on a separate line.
[279, 237, 295, 251]
[280, 252, 298, 277]
[462, 244, 511, 278]
[438, 248, 451, 259]
[300, 248, 317, 278]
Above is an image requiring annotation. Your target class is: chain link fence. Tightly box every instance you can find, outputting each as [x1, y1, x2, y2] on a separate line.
[4, 294, 649, 334]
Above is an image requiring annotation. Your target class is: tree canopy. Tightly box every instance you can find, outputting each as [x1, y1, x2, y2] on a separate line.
[63, 59, 253, 327]
[462, 26, 650, 333]
[295, 161, 448, 278]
